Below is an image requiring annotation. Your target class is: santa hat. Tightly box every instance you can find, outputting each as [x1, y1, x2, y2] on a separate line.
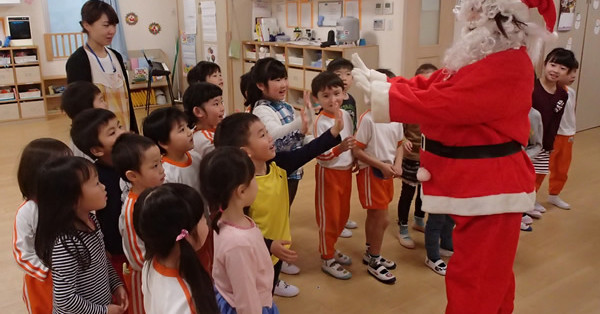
[521, 0, 557, 34]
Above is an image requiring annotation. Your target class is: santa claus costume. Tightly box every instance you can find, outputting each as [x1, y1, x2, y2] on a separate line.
[352, 0, 557, 313]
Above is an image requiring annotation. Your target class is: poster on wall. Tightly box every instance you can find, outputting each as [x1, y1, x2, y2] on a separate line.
[557, 0, 577, 31]
[181, 34, 197, 76]
[204, 43, 218, 63]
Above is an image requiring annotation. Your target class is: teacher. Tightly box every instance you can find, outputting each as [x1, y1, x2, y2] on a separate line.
[66, 0, 138, 133]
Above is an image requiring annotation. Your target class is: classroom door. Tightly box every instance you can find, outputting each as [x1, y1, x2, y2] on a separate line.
[401, 0, 455, 77]
[573, 0, 600, 130]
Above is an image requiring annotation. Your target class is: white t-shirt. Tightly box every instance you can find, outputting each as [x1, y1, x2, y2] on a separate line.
[142, 259, 195, 314]
[162, 151, 202, 193]
[355, 110, 404, 169]
[313, 110, 354, 169]
[557, 86, 576, 136]
[192, 129, 215, 158]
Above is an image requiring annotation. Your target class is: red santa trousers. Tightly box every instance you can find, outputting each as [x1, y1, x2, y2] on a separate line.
[315, 164, 352, 259]
[549, 135, 574, 195]
[22, 273, 52, 314]
[446, 213, 521, 314]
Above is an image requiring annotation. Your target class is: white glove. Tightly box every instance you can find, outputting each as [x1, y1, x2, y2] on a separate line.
[351, 53, 388, 107]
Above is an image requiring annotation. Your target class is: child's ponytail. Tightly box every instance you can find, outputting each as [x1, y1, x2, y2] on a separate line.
[178, 235, 218, 313]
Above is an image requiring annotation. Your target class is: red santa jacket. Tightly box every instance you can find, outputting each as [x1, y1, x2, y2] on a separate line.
[371, 47, 535, 216]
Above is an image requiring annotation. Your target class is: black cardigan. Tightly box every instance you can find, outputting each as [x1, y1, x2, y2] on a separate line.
[66, 46, 139, 133]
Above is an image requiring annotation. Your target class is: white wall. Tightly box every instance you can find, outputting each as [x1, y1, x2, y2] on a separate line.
[270, 0, 406, 75]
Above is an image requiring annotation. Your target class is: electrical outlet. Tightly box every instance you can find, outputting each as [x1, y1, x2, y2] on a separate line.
[383, 2, 393, 15]
[375, 2, 383, 15]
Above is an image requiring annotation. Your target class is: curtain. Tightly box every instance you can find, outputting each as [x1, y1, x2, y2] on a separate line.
[102, 0, 129, 62]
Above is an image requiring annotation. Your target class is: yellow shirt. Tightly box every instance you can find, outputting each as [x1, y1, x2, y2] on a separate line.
[249, 162, 291, 264]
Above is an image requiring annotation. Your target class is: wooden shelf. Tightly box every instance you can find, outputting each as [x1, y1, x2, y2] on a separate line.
[45, 94, 63, 99]
[129, 80, 168, 90]
[0, 46, 47, 122]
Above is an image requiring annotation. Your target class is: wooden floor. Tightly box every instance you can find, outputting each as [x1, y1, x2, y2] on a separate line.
[1, 115, 599, 314]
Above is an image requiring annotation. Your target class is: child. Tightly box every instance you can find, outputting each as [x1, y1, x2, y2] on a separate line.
[61, 81, 108, 120]
[214, 112, 343, 297]
[353, 107, 404, 284]
[187, 61, 224, 88]
[530, 48, 576, 214]
[61, 81, 108, 158]
[13, 138, 72, 314]
[183, 82, 225, 158]
[112, 133, 165, 314]
[71, 108, 128, 281]
[548, 59, 579, 210]
[143, 107, 201, 193]
[249, 57, 308, 275]
[133, 183, 218, 314]
[328, 57, 362, 237]
[34, 156, 128, 314]
[389, 64, 435, 249]
[424, 214, 455, 276]
[311, 72, 356, 279]
[200, 147, 279, 314]
[522, 107, 543, 231]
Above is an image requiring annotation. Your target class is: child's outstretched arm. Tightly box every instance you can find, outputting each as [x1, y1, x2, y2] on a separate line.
[273, 110, 343, 174]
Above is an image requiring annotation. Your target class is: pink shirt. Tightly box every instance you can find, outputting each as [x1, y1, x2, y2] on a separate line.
[212, 216, 274, 314]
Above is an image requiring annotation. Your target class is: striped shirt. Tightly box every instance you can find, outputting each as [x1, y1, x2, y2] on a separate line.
[52, 214, 123, 314]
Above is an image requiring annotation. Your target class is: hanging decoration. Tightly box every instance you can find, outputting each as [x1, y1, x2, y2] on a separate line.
[125, 12, 138, 25]
[148, 22, 161, 35]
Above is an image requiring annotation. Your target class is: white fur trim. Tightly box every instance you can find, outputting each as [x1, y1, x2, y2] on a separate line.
[370, 81, 391, 123]
[421, 190, 536, 216]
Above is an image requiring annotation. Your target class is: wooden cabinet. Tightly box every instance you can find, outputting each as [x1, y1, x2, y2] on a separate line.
[241, 41, 378, 109]
[0, 46, 46, 122]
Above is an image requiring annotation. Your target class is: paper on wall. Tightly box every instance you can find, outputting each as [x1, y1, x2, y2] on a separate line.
[204, 43, 218, 63]
[181, 34, 197, 76]
[183, 0, 197, 34]
[200, 1, 218, 42]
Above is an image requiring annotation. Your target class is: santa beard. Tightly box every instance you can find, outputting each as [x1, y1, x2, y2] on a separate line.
[443, 19, 527, 74]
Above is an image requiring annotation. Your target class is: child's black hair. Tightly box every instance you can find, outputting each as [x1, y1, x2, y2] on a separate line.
[544, 48, 577, 70]
[18, 138, 72, 200]
[61, 81, 103, 120]
[247, 57, 287, 111]
[35, 156, 98, 269]
[199, 147, 255, 233]
[112, 133, 157, 183]
[415, 63, 438, 76]
[326, 57, 354, 72]
[376, 68, 396, 78]
[80, 0, 119, 33]
[71, 108, 117, 159]
[187, 61, 221, 85]
[142, 107, 188, 155]
[213, 113, 261, 148]
[133, 183, 219, 314]
[311, 71, 345, 97]
[182, 82, 223, 127]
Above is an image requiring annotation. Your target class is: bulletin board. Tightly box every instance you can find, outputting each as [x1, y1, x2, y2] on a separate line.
[318, 1, 343, 27]
[287, 0, 313, 28]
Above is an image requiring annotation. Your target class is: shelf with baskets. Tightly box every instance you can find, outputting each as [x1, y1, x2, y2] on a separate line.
[0, 46, 46, 122]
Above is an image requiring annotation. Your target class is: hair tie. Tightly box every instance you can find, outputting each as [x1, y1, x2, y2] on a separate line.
[176, 229, 189, 242]
[218, 207, 224, 213]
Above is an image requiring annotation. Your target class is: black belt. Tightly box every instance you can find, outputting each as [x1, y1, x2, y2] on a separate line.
[421, 135, 522, 159]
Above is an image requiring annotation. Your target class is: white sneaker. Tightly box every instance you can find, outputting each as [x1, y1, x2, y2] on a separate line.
[534, 202, 547, 213]
[345, 220, 358, 229]
[548, 195, 570, 210]
[520, 222, 532, 232]
[522, 215, 534, 225]
[425, 257, 447, 276]
[525, 210, 542, 219]
[321, 259, 352, 280]
[281, 261, 300, 275]
[339, 228, 352, 238]
[439, 248, 454, 257]
[274, 280, 299, 297]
